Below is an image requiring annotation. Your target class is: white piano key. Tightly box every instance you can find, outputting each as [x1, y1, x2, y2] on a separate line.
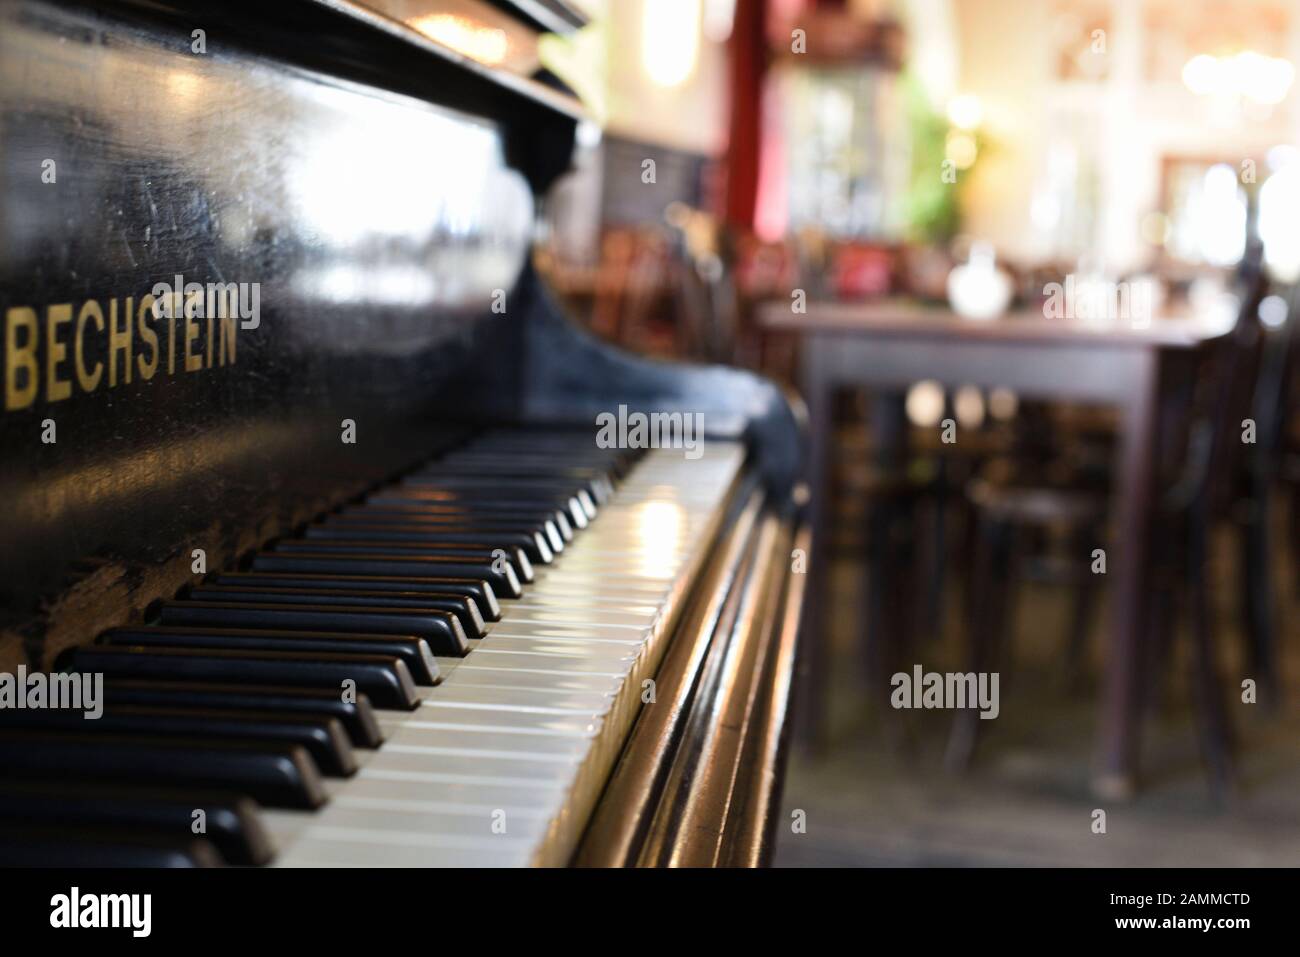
[323, 775, 566, 810]
[271, 442, 745, 867]
[277, 836, 535, 868]
[483, 623, 649, 643]
[291, 806, 555, 841]
[359, 748, 580, 783]
[437, 666, 625, 693]
[421, 685, 615, 713]
[508, 595, 662, 614]
[490, 608, 659, 628]
[402, 708, 602, 735]
[472, 637, 643, 658]
[380, 723, 595, 757]
[450, 653, 632, 675]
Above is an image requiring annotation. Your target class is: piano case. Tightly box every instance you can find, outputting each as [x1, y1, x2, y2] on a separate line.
[0, 0, 806, 867]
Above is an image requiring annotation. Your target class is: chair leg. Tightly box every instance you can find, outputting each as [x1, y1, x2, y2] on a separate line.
[946, 514, 1013, 771]
[865, 499, 907, 730]
[892, 503, 918, 677]
[1292, 480, 1300, 594]
[923, 469, 949, 644]
[1142, 581, 1178, 716]
[1188, 520, 1238, 799]
[867, 498, 919, 749]
[1062, 526, 1102, 692]
[1239, 489, 1278, 707]
[893, 501, 921, 751]
[864, 501, 893, 703]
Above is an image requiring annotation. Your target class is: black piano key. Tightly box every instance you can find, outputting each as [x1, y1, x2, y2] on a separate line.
[105, 621, 447, 681]
[337, 506, 573, 543]
[408, 467, 614, 504]
[60, 645, 422, 710]
[0, 704, 356, 776]
[452, 455, 629, 478]
[391, 484, 596, 524]
[250, 551, 523, 598]
[210, 572, 501, 621]
[103, 679, 384, 748]
[0, 781, 273, 865]
[366, 492, 588, 529]
[187, 585, 487, 639]
[271, 539, 534, 583]
[420, 451, 617, 469]
[158, 602, 467, 660]
[0, 729, 327, 809]
[303, 525, 554, 564]
[320, 514, 566, 555]
[0, 825, 224, 867]
[465, 430, 633, 461]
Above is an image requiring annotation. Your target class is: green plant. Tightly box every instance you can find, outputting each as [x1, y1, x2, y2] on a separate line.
[899, 73, 985, 245]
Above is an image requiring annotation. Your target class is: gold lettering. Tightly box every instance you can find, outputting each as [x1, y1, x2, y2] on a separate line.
[167, 292, 180, 375]
[219, 311, 237, 366]
[4, 307, 39, 410]
[167, 313, 176, 373]
[108, 297, 132, 386]
[137, 295, 159, 380]
[45, 303, 72, 402]
[74, 300, 104, 393]
[184, 292, 202, 372]
[2, 287, 248, 410]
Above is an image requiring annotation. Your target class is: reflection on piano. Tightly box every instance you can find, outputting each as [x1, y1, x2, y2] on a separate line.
[0, 0, 806, 867]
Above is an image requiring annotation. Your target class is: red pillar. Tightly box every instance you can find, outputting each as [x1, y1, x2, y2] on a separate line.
[723, 0, 769, 231]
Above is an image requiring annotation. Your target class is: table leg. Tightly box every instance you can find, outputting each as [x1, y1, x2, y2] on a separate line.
[1095, 349, 1161, 799]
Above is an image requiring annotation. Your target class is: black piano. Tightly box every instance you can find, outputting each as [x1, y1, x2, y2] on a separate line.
[0, 0, 806, 866]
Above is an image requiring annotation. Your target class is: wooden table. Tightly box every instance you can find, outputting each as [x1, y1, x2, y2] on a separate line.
[760, 297, 1235, 797]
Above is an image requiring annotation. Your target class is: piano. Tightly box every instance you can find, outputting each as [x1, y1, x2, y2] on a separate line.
[0, 0, 807, 866]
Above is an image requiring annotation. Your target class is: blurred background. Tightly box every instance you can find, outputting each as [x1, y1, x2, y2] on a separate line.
[514, 0, 1300, 865]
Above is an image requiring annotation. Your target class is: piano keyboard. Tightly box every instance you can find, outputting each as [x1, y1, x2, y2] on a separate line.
[0, 430, 745, 868]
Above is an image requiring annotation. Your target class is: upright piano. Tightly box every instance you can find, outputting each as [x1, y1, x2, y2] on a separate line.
[0, 0, 806, 866]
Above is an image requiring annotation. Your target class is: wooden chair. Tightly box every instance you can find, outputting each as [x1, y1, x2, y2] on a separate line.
[1240, 281, 1300, 701]
[947, 256, 1271, 796]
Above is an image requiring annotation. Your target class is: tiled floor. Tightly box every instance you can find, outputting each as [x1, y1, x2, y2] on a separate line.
[775, 530, 1300, 867]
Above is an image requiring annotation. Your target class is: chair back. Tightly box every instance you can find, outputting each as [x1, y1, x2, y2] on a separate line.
[1197, 249, 1271, 515]
[1251, 280, 1300, 470]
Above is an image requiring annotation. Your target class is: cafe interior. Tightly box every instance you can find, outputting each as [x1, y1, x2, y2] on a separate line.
[539, 0, 1300, 866]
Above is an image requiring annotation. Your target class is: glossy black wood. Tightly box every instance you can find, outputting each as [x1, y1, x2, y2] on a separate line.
[0, 0, 802, 665]
[0, 0, 545, 636]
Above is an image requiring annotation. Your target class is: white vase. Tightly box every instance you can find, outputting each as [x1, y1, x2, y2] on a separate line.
[947, 243, 1012, 320]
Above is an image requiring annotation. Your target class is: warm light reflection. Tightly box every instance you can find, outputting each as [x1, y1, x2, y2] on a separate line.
[291, 265, 436, 307]
[642, 0, 702, 88]
[905, 381, 944, 427]
[1196, 164, 1248, 266]
[703, 0, 737, 42]
[945, 131, 978, 170]
[1182, 50, 1295, 104]
[163, 70, 205, 104]
[1259, 161, 1300, 280]
[947, 94, 983, 131]
[409, 13, 510, 66]
[633, 500, 685, 579]
[290, 91, 500, 242]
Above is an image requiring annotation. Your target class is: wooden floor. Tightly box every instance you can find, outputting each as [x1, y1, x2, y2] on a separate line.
[774, 529, 1300, 868]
